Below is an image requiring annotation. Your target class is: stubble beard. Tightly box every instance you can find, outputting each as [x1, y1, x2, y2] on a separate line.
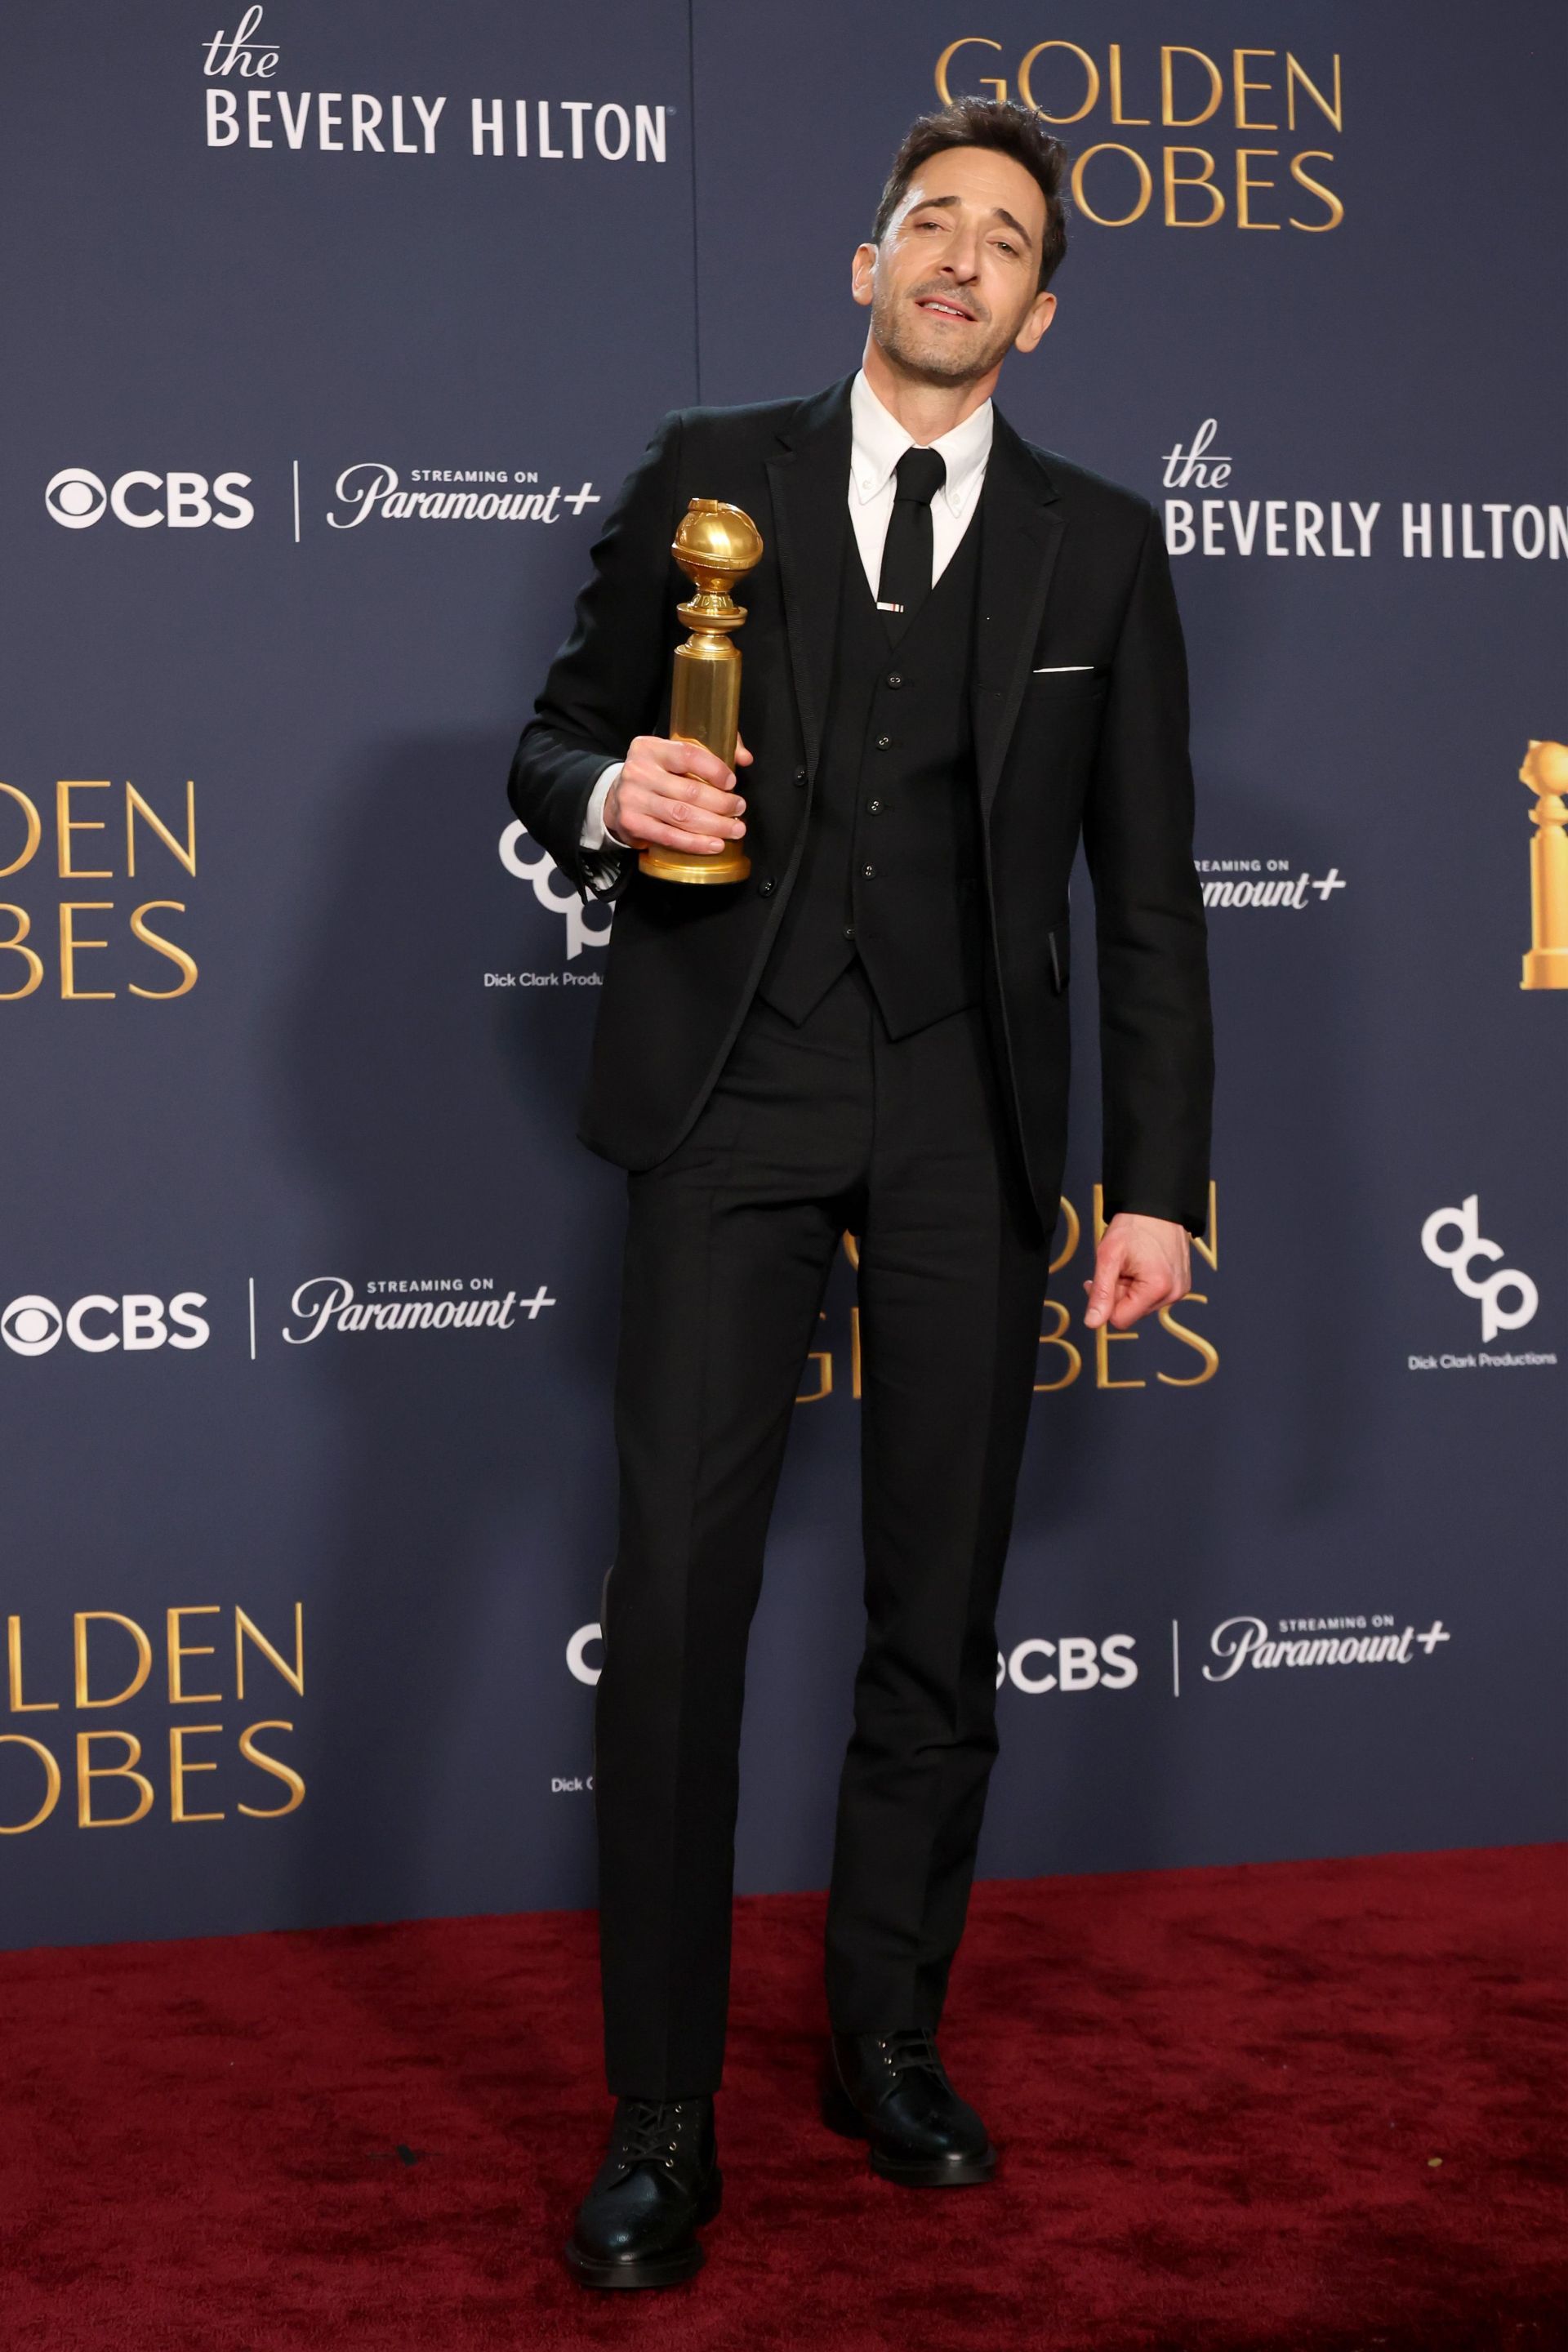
[871, 282, 1013, 389]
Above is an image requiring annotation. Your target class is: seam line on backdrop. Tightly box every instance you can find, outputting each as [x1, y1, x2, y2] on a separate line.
[248, 1277, 256, 1361]
[686, 0, 702, 400]
[292, 461, 301, 545]
[1171, 1619, 1180, 1697]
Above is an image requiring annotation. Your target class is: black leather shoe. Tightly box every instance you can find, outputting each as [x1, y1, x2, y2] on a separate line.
[565, 2096, 721, 2289]
[823, 2029, 997, 2185]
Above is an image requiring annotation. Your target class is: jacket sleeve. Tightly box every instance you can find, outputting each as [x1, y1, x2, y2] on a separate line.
[507, 410, 685, 901]
[1080, 504, 1214, 1236]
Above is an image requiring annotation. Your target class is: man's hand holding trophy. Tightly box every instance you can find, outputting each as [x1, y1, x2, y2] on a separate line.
[604, 497, 764, 884]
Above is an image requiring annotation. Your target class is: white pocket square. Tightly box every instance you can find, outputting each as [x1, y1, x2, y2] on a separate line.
[1033, 663, 1095, 674]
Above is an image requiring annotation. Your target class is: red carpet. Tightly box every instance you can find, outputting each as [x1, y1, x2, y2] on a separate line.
[2, 1847, 1563, 2351]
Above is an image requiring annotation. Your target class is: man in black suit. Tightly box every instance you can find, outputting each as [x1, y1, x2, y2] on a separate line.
[510, 97, 1212, 2289]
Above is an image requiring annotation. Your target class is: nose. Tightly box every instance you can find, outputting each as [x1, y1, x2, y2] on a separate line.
[941, 232, 982, 284]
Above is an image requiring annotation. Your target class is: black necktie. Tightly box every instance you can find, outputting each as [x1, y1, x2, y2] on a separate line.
[875, 446, 947, 643]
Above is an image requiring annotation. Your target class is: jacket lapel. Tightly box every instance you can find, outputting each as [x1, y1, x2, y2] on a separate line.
[972, 408, 1063, 822]
[764, 377, 853, 782]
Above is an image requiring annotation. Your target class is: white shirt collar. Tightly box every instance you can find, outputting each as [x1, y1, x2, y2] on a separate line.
[849, 368, 994, 520]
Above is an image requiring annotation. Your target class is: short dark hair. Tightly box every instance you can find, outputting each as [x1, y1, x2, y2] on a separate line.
[872, 99, 1069, 292]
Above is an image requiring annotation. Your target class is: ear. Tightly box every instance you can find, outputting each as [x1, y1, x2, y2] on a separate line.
[850, 240, 878, 311]
[1013, 288, 1058, 356]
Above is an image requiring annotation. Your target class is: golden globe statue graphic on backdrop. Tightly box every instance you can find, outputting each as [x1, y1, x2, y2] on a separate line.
[639, 497, 763, 885]
[1518, 740, 1568, 990]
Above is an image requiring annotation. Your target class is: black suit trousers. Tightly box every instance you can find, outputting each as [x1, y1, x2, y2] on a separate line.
[596, 964, 1052, 2096]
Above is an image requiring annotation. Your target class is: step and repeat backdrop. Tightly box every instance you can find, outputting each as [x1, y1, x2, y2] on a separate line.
[0, 2, 1561, 1950]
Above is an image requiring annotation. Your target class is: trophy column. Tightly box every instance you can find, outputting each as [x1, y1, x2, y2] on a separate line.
[640, 498, 764, 887]
[1519, 739, 1568, 991]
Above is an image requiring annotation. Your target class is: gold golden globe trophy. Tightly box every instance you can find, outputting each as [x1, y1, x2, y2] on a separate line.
[639, 497, 764, 884]
[1518, 739, 1568, 991]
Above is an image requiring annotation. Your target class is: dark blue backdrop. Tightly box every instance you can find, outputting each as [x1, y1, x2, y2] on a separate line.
[1, 1, 1561, 1950]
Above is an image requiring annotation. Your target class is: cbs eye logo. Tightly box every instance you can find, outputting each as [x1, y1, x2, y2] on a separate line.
[45, 469, 255, 531]
[46, 471, 108, 529]
[2, 1297, 64, 1356]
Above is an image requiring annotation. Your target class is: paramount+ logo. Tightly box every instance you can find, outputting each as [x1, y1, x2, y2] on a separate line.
[46, 468, 255, 532]
[1, 1293, 210, 1359]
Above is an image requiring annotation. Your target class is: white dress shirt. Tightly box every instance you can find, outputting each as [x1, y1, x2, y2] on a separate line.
[844, 365, 993, 602]
[580, 370, 995, 852]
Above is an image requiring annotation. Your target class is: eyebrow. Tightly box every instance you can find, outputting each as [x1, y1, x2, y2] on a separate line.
[909, 191, 1036, 250]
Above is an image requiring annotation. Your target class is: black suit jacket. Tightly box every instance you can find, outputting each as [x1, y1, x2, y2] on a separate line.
[509, 374, 1214, 1235]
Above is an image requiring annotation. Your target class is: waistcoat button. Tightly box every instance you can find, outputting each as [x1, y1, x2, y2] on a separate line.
[862, 863, 876, 880]
[758, 876, 776, 896]
[875, 734, 892, 750]
[885, 673, 902, 688]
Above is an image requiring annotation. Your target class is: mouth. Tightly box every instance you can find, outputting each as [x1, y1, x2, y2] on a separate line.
[915, 296, 977, 323]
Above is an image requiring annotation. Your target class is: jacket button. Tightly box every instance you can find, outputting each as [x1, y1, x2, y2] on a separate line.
[885, 673, 902, 689]
[866, 798, 883, 815]
[875, 734, 892, 750]
[843, 924, 856, 941]
[759, 876, 776, 896]
[862, 863, 876, 880]
[793, 766, 807, 785]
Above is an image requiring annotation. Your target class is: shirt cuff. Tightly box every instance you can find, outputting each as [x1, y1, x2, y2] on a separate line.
[581, 762, 626, 853]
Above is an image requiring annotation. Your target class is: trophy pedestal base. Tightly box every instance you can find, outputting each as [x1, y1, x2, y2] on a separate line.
[639, 844, 751, 886]
[1521, 948, 1568, 990]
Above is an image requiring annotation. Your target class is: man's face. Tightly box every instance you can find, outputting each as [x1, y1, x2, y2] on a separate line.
[853, 145, 1056, 386]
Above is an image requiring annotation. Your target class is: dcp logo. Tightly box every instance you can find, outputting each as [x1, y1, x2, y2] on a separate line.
[1, 1293, 211, 1356]
[46, 469, 255, 531]
[500, 823, 612, 960]
[566, 1623, 604, 1685]
[1419, 1196, 1538, 1343]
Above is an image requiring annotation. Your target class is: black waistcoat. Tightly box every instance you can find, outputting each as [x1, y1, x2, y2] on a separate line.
[760, 503, 985, 1038]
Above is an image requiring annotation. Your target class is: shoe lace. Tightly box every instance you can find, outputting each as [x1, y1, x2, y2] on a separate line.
[617, 2098, 689, 2171]
[875, 2028, 947, 2083]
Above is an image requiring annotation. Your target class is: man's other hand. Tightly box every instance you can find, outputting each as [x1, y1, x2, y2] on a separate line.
[1082, 1212, 1191, 1330]
[606, 733, 752, 855]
